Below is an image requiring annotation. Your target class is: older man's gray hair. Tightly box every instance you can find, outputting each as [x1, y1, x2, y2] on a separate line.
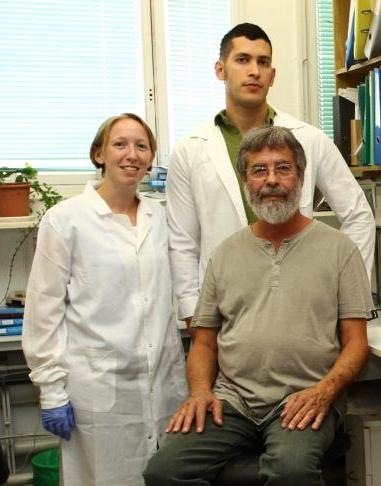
[236, 126, 307, 179]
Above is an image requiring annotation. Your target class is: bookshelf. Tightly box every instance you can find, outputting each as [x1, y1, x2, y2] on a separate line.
[333, 0, 381, 175]
[333, 0, 381, 89]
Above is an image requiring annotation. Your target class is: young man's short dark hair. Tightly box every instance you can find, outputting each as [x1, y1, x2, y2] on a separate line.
[219, 23, 272, 60]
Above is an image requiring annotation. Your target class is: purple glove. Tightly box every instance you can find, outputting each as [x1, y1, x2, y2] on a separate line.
[41, 401, 76, 441]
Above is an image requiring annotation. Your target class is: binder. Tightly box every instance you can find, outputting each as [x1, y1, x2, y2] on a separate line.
[364, 0, 381, 58]
[358, 81, 370, 164]
[354, 0, 374, 60]
[350, 119, 362, 165]
[0, 325, 22, 336]
[346, 0, 357, 69]
[374, 67, 381, 165]
[364, 75, 371, 165]
[0, 306, 24, 318]
[369, 69, 376, 164]
[0, 318, 23, 327]
[333, 95, 355, 163]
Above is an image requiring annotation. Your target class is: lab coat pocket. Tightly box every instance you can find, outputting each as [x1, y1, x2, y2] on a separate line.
[67, 347, 117, 413]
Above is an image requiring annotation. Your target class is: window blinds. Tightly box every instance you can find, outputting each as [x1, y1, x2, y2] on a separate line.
[165, 0, 230, 149]
[0, 0, 145, 170]
[316, 0, 335, 139]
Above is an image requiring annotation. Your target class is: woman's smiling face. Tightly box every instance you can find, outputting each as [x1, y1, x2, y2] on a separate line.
[96, 118, 153, 187]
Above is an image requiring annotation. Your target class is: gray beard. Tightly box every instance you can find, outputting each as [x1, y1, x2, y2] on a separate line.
[245, 181, 302, 224]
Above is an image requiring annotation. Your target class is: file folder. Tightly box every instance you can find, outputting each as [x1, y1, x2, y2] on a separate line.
[369, 70, 376, 164]
[374, 67, 381, 165]
[364, 75, 371, 165]
[333, 95, 355, 163]
[358, 81, 370, 164]
[350, 119, 362, 165]
[0, 325, 22, 336]
[346, 0, 357, 69]
[354, 0, 374, 60]
[365, 0, 381, 58]
[0, 306, 24, 318]
[0, 318, 23, 327]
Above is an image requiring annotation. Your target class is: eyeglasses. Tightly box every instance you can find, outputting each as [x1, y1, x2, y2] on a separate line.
[246, 162, 296, 180]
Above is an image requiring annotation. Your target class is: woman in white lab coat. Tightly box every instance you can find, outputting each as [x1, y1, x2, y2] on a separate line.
[22, 113, 187, 486]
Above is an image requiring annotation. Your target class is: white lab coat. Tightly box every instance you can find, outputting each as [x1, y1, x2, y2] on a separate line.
[22, 182, 187, 486]
[167, 110, 376, 319]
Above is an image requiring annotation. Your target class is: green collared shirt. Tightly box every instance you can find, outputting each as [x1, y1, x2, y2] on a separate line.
[214, 107, 276, 224]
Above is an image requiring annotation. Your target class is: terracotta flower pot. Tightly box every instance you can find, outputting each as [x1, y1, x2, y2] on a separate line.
[0, 183, 31, 217]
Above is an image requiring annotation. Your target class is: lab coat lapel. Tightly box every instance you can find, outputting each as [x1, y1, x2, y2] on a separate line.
[205, 123, 247, 225]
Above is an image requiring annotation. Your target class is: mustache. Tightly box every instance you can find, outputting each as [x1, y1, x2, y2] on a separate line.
[257, 187, 289, 200]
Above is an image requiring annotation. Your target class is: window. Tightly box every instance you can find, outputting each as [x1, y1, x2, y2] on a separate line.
[0, 0, 231, 171]
[164, 0, 229, 151]
[316, 0, 335, 139]
[0, 1, 145, 170]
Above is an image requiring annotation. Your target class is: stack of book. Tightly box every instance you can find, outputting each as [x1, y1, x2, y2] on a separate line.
[334, 67, 381, 167]
[0, 306, 24, 336]
[345, 0, 381, 69]
[357, 67, 381, 165]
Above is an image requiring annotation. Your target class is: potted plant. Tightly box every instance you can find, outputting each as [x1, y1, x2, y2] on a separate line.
[0, 164, 62, 217]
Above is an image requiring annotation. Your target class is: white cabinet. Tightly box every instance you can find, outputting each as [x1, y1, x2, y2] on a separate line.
[364, 419, 381, 486]
[346, 415, 381, 486]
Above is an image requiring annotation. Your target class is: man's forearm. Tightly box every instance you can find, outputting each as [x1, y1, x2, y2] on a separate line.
[186, 329, 219, 395]
[317, 323, 369, 401]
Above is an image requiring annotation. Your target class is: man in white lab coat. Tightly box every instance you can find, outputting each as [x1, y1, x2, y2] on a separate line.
[166, 23, 375, 333]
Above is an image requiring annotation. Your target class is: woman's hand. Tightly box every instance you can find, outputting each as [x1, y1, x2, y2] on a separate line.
[41, 401, 76, 441]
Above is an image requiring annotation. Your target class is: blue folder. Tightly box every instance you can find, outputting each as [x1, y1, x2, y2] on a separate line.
[0, 306, 24, 318]
[0, 325, 22, 336]
[369, 70, 376, 165]
[0, 318, 23, 327]
[374, 67, 381, 165]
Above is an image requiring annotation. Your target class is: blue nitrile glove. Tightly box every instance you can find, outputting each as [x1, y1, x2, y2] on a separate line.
[41, 401, 76, 441]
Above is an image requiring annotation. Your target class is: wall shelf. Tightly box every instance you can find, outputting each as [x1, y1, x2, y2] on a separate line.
[0, 336, 22, 352]
[350, 166, 381, 179]
[0, 216, 37, 230]
[336, 55, 381, 88]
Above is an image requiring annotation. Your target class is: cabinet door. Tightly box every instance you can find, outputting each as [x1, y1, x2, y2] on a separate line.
[367, 422, 381, 486]
[346, 415, 367, 486]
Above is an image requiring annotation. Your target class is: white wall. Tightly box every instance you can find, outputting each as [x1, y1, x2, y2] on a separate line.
[231, 0, 319, 125]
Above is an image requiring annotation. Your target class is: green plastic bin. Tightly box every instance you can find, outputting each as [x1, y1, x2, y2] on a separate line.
[32, 448, 60, 486]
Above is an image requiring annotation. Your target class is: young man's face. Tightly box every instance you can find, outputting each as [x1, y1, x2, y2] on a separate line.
[215, 36, 276, 110]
